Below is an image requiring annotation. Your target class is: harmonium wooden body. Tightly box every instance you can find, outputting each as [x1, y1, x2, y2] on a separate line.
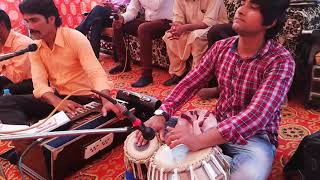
[12, 102, 133, 180]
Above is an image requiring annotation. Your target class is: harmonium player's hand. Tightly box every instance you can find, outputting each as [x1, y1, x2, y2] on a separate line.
[100, 98, 124, 119]
[54, 99, 83, 114]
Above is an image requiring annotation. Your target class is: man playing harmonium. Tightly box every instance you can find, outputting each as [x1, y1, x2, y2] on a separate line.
[0, 0, 122, 125]
[136, 0, 295, 179]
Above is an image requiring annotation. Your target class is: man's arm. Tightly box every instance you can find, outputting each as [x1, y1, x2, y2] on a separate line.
[202, 0, 228, 27]
[172, 0, 185, 24]
[137, 44, 222, 147]
[160, 44, 220, 116]
[41, 91, 84, 114]
[29, 49, 55, 99]
[168, 0, 209, 38]
[72, 31, 122, 117]
[41, 92, 61, 106]
[72, 31, 113, 93]
[167, 22, 208, 39]
[166, 126, 227, 151]
[180, 23, 208, 32]
[28, 49, 82, 113]
[121, 0, 141, 23]
[165, 50, 295, 150]
[98, 89, 120, 117]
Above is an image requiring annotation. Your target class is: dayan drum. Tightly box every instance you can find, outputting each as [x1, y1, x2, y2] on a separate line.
[124, 131, 161, 180]
[148, 145, 230, 180]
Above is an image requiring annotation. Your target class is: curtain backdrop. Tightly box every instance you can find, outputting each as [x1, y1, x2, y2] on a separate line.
[0, 0, 103, 34]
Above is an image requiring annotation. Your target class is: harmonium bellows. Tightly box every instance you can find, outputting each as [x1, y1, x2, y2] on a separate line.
[13, 101, 132, 180]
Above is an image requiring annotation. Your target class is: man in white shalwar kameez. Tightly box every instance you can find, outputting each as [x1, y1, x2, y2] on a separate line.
[163, 0, 228, 86]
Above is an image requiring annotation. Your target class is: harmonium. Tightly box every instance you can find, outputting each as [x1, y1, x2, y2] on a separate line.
[12, 101, 130, 180]
[12, 90, 162, 180]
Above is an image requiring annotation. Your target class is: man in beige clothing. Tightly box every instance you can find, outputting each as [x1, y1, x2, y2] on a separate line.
[163, 0, 228, 86]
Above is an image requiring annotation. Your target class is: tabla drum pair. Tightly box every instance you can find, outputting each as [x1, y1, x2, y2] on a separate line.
[124, 131, 230, 180]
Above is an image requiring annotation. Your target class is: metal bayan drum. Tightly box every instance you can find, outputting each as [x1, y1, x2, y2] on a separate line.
[124, 131, 161, 179]
[148, 145, 230, 180]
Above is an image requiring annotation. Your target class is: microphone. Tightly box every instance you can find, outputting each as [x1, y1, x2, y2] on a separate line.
[91, 90, 156, 140]
[0, 43, 38, 61]
[301, 29, 320, 38]
[124, 110, 156, 140]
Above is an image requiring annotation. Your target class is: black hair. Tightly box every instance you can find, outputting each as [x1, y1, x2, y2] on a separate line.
[251, 0, 289, 39]
[19, 0, 62, 27]
[0, 9, 11, 30]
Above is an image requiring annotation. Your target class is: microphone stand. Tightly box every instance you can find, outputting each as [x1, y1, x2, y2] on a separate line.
[0, 44, 38, 62]
[0, 127, 133, 141]
[0, 52, 17, 61]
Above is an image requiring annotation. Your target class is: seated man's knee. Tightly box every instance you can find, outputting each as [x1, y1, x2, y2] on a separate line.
[230, 146, 275, 180]
[91, 5, 111, 16]
[137, 23, 151, 38]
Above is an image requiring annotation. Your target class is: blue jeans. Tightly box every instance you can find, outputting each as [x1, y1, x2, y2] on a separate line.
[76, 5, 112, 58]
[220, 134, 276, 180]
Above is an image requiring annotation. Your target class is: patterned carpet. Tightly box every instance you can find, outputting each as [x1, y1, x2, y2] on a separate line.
[0, 56, 319, 180]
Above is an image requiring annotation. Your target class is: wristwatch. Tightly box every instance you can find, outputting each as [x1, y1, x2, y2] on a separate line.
[154, 109, 169, 121]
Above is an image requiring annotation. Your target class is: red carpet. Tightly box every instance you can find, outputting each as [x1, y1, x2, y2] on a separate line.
[0, 56, 319, 180]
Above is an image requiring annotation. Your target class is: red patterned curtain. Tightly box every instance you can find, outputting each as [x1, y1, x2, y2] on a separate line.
[0, 0, 103, 35]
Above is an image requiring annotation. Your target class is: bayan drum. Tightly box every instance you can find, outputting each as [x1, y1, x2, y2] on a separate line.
[124, 131, 161, 180]
[148, 145, 230, 180]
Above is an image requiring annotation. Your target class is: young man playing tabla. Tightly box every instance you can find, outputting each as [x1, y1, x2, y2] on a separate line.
[136, 0, 295, 179]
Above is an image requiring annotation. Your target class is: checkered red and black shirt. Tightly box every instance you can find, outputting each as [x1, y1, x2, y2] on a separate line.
[160, 36, 295, 146]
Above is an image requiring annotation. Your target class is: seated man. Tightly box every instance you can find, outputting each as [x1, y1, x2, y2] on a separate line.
[0, 9, 34, 95]
[0, 0, 121, 126]
[109, 0, 174, 88]
[76, 0, 129, 58]
[137, 0, 295, 179]
[162, 0, 228, 86]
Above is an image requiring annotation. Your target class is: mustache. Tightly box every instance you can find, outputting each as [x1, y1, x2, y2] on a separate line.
[30, 29, 40, 34]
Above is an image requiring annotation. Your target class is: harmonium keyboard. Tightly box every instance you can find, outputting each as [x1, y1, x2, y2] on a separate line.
[12, 101, 133, 180]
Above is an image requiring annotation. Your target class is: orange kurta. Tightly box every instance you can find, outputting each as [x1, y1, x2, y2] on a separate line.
[0, 30, 33, 83]
[30, 27, 113, 98]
